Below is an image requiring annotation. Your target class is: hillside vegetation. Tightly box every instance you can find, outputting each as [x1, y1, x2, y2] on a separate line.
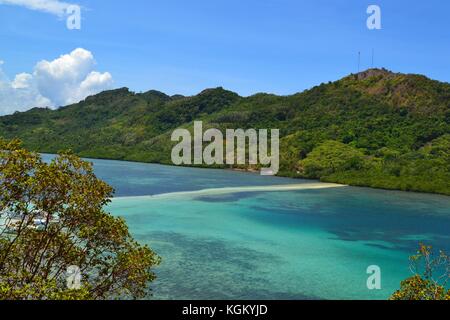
[1, 69, 449, 195]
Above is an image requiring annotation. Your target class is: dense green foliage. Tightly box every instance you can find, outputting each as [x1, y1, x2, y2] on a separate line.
[0, 69, 449, 195]
[0, 139, 160, 299]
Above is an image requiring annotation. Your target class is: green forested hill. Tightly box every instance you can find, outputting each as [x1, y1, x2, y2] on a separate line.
[1, 68, 449, 195]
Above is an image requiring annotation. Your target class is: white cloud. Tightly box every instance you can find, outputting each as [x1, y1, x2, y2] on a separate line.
[0, 0, 75, 17]
[0, 70, 51, 115]
[74, 71, 113, 103]
[12, 73, 33, 89]
[0, 48, 114, 115]
[33, 48, 113, 106]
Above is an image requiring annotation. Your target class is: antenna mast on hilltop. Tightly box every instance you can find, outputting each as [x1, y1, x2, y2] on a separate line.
[371, 48, 375, 68]
[357, 51, 361, 73]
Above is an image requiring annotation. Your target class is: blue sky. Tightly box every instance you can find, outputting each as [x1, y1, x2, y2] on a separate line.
[0, 0, 449, 114]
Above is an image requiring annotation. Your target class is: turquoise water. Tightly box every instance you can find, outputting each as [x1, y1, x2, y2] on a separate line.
[42, 155, 450, 300]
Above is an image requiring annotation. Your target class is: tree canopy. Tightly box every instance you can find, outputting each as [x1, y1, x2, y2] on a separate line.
[391, 244, 449, 300]
[0, 139, 160, 300]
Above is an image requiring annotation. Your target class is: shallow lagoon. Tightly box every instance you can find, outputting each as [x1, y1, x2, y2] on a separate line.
[42, 155, 450, 299]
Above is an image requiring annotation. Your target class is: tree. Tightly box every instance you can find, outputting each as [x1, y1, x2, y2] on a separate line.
[298, 140, 366, 178]
[390, 244, 450, 300]
[0, 138, 161, 300]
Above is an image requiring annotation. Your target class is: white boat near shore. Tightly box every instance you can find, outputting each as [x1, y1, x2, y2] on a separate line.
[0, 210, 57, 233]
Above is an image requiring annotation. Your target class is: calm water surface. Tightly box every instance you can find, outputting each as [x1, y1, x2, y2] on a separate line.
[42, 155, 450, 300]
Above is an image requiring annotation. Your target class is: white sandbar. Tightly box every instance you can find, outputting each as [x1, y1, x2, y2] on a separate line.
[111, 182, 347, 201]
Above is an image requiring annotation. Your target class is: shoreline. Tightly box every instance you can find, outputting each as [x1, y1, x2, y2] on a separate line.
[40, 153, 450, 197]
